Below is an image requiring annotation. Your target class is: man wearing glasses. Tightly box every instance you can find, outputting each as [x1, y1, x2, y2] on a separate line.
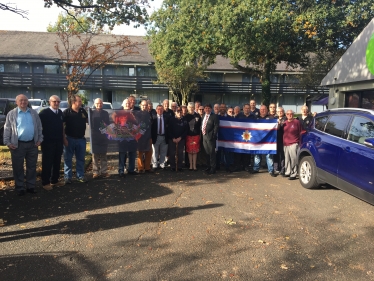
[39, 95, 65, 190]
[4, 94, 43, 196]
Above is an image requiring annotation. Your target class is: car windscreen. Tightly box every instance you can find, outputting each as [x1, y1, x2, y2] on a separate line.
[29, 100, 42, 106]
[102, 104, 112, 109]
[60, 101, 68, 108]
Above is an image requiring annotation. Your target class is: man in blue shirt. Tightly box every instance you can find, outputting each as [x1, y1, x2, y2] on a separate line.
[3, 94, 43, 196]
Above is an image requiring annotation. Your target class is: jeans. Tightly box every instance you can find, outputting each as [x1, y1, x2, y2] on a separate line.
[64, 137, 86, 179]
[118, 151, 136, 174]
[253, 154, 274, 173]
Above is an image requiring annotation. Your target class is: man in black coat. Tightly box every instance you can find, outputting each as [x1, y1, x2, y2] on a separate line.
[201, 103, 219, 174]
[151, 105, 170, 169]
[39, 95, 65, 190]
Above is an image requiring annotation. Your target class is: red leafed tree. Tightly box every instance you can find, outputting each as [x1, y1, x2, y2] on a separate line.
[55, 27, 140, 100]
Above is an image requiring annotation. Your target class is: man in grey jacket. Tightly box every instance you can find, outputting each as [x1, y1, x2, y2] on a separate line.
[3, 94, 43, 196]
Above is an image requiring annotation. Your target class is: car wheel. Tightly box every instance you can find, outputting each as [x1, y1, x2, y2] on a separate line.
[298, 156, 319, 189]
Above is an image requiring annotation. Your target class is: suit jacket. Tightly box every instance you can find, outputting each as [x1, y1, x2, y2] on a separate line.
[151, 112, 170, 144]
[201, 113, 219, 142]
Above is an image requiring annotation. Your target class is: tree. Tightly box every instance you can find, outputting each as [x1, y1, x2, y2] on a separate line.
[2, 0, 151, 29]
[147, 0, 374, 106]
[47, 11, 93, 33]
[148, 0, 221, 105]
[54, 26, 140, 100]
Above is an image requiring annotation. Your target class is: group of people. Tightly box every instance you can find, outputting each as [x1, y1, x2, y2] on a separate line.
[3, 93, 314, 196]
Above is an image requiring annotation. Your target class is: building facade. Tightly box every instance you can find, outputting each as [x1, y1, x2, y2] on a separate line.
[321, 19, 374, 110]
[0, 31, 327, 112]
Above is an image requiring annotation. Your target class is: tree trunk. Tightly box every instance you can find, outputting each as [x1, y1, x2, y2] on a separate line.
[261, 60, 272, 107]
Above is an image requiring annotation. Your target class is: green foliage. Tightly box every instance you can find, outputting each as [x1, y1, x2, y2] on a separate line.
[44, 0, 150, 29]
[147, 0, 374, 107]
[77, 92, 88, 106]
[148, 0, 215, 105]
[47, 11, 93, 33]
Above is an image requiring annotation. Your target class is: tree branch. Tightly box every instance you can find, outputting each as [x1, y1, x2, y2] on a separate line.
[0, 3, 28, 18]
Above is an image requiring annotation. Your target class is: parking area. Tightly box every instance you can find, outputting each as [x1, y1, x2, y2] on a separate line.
[1, 162, 374, 280]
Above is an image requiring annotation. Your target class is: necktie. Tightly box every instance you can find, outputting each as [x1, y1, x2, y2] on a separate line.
[202, 115, 208, 135]
[159, 117, 162, 134]
[55, 110, 58, 114]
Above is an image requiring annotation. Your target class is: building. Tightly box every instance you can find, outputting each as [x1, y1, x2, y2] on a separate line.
[0, 31, 327, 111]
[321, 18, 374, 109]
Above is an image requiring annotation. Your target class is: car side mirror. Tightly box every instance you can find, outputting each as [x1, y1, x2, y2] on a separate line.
[364, 138, 374, 148]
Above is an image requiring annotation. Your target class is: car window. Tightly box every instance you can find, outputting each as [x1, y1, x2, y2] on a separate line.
[324, 115, 351, 138]
[6, 101, 17, 112]
[0, 101, 6, 114]
[348, 116, 374, 144]
[315, 115, 329, 131]
[102, 104, 111, 109]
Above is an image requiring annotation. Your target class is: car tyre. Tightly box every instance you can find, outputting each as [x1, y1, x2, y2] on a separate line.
[298, 156, 319, 189]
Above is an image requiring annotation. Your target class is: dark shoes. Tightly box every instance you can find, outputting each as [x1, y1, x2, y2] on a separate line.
[282, 174, 290, 178]
[269, 171, 277, 177]
[251, 170, 259, 174]
[18, 190, 25, 196]
[119, 173, 126, 178]
[205, 169, 216, 175]
[145, 169, 155, 173]
[26, 188, 37, 194]
[128, 171, 138, 175]
[288, 177, 297, 180]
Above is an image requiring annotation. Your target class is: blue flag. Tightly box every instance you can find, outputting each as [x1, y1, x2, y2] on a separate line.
[218, 117, 277, 154]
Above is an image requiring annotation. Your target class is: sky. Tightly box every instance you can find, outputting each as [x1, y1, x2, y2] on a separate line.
[0, 0, 163, 35]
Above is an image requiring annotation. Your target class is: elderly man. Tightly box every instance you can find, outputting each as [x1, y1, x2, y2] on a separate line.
[128, 95, 140, 111]
[163, 99, 174, 118]
[233, 106, 241, 117]
[213, 103, 220, 115]
[283, 110, 302, 180]
[3, 94, 43, 196]
[253, 105, 276, 177]
[300, 105, 314, 130]
[171, 102, 178, 114]
[91, 98, 110, 179]
[151, 104, 170, 169]
[39, 95, 65, 190]
[63, 94, 88, 184]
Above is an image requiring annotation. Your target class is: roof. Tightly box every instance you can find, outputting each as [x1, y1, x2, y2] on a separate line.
[0, 30, 302, 73]
[321, 18, 374, 87]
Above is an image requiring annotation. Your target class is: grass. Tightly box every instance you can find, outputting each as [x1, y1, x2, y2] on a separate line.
[0, 143, 92, 173]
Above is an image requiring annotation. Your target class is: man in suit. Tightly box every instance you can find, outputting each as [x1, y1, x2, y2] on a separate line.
[151, 105, 170, 169]
[201, 103, 219, 174]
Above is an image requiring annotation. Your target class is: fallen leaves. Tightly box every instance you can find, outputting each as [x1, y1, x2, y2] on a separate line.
[225, 218, 236, 225]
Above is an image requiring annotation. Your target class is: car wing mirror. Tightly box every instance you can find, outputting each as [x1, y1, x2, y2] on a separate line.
[363, 138, 374, 148]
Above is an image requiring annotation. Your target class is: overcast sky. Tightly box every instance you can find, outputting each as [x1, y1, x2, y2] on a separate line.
[0, 0, 162, 35]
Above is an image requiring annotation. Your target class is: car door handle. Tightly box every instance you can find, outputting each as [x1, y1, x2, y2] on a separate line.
[344, 146, 351, 152]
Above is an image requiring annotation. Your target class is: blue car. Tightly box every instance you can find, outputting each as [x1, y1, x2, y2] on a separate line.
[298, 108, 374, 204]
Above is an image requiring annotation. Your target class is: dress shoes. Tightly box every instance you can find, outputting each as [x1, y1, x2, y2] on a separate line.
[288, 177, 297, 180]
[42, 184, 53, 191]
[204, 167, 211, 172]
[145, 169, 155, 173]
[128, 171, 138, 175]
[282, 174, 290, 178]
[119, 173, 126, 178]
[26, 188, 37, 194]
[269, 171, 277, 177]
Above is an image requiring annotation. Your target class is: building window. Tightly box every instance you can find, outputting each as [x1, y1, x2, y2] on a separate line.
[0, 64, 4, 72]
[362, 91, 374, 109]
[44, 65, 60, 74]
[284, 75, 299, 83]
[4, 63, 20, 73]
[208, 73, 223, 82]
[137, 67, 157, 77]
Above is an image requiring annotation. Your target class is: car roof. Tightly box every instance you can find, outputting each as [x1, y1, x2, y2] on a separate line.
[324, 108, 374, 115]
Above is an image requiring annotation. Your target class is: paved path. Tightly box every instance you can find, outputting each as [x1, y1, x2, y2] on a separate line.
[1, 161, 374, 280]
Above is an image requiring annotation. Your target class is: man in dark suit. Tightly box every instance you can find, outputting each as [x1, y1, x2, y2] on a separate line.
[201, 103, 219, 174]
[151, 105, 170, 169]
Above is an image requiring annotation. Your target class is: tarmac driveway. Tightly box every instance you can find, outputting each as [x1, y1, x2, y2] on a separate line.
[1, 166, 374, 280]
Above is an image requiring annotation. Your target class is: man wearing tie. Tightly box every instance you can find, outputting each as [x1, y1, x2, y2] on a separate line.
[151, 105, 169, 169]
[201, 103, 219, 174]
